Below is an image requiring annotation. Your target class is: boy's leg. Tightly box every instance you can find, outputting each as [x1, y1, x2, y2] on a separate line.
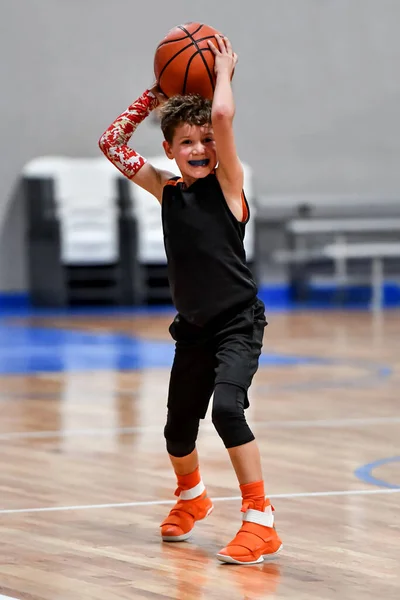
[211, 299, 283, 564]
[217, 442, 282, 564]
[161, 318, 215, 542]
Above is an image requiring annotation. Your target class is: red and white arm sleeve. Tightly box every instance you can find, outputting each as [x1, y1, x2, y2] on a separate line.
[98, 89, 159, 179]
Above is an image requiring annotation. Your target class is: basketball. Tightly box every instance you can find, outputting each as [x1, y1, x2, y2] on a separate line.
[154, 22, 223, 99]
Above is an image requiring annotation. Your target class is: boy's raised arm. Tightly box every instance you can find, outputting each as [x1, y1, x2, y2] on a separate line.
[208, 36, 244, 220]
[98, 84, 174, 203]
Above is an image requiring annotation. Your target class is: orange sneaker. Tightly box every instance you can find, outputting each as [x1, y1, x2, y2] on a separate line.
[161, 484, 214, 542]
[216, 503, 283, 564]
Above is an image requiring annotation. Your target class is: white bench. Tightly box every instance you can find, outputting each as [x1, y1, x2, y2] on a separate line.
[275, 242, 400, 311]
[285, 218, 400, 259]
[287, 218, 400, 235]
[324, 242, 400, 311]
[279, 218, 400, 309]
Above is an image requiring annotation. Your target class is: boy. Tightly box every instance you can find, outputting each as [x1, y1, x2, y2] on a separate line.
[99, 34, 282, 565]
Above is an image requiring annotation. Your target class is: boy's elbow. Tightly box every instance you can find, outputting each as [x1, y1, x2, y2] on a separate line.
[98, 133, 107, 154]
[212, 106, 235, 122]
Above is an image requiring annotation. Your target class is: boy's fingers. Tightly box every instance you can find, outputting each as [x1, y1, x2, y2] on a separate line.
[208, 34, 236, 61]
[207, 39, 218, 53]
[215, 33, 226, 53]
[224, 37, 233, 55]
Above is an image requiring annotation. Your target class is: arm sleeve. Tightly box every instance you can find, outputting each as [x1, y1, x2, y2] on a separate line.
[98, 89, 159, 179]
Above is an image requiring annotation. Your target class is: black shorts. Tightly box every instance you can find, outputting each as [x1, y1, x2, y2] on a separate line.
[167, 297, 267, 419]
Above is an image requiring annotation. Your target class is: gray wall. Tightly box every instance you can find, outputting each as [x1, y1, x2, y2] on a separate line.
[1, 0, 400, 291]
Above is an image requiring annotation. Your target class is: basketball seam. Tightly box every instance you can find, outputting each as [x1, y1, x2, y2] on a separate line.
[182, 48, 215, 96]
[156, 24, 203, 48]
[178, 25, 215, 93]
[157, 41, 194, 83]
[182, 50, 199, 95]
[157, 35, 218, 93]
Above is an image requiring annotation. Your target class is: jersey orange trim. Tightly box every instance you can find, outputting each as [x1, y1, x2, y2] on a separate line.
[241, 191, 249, 222]
[163, 177, 184, 187]
[163, 176, 248, 222]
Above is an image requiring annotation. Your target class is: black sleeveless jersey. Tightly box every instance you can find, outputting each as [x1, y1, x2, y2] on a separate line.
[161, 173, 257, 326]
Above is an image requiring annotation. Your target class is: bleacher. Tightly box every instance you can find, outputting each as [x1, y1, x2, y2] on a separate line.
[256, 195, 400, 309]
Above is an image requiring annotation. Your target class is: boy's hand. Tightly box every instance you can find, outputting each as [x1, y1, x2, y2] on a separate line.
[207, 35, 237, 79]
[149, 81, 168, 105]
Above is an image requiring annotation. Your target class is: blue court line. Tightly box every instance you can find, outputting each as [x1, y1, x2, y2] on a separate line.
[0, 322, 341, 375]
[354, 456, 400, 489]
[0, 318, 394, 381]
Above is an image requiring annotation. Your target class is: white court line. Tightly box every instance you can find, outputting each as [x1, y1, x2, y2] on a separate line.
[1, 416, 400, 441]
[0, 487, 399, 515]
[0, 596, 19, 600]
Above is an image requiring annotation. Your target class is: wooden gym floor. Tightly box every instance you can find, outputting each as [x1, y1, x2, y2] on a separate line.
[0, 307, 399, 599]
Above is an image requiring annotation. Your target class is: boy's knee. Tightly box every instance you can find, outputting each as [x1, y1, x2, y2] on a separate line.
[164, 410, 200, 457]
[211, 383, 255, 448]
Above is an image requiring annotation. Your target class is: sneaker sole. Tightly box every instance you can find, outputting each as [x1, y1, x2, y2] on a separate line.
[216, 543, 283, 565]
[161, 504, 214, 542]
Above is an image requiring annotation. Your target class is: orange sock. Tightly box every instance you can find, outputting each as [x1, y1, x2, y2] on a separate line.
[240, 480, 268, 512]
[175, 466, 203, 497]
[161, 465, 213, 541]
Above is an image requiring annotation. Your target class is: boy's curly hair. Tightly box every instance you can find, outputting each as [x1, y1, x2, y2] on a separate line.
[159, 94, 212, 143]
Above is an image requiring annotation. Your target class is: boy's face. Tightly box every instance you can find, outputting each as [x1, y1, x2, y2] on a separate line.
[163, 122, 217, 184]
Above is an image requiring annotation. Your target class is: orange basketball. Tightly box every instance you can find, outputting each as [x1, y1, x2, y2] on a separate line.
[154, 22, 223, 99]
